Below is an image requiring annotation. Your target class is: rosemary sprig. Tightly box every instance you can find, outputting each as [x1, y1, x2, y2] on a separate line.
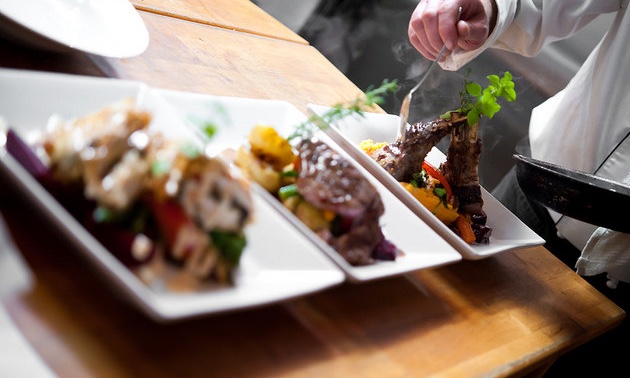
[288, 79, 398, 141]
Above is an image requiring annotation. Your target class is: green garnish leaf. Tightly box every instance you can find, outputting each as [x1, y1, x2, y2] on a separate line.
[466, 82, 482, 97]
[202, 122, 218, 139]
[179, 142, 201, 158]
[93, 206, 116, 223]
[448, 70, 516, 126]
[433, 187, 448, 205]
[92, 204, 149, 237]
[466, 110, 480, 126]
[210, 230, 247, 265]
[151, 159, 171, 176]
[281, 169, 298, 178]
[410, 171, 427, 188]
[278, 183, 300, 201]
[187, 102, 230, 141]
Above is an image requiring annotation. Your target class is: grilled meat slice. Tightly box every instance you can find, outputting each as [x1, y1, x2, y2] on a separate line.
[329, 199, 386, 266]
[42, 98, 153, 211]
[295, 137, 386, 265]
[43, 98, 151, 184]
[296, 137, 384, 218]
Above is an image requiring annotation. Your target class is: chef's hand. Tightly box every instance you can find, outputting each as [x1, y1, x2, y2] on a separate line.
[409, 0, 497, 60]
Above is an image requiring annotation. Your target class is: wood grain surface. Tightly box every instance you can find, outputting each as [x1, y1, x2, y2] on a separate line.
[131, 0, 308, 44]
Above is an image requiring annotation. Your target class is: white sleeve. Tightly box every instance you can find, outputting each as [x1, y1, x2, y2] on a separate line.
[441, 0, 625, 70]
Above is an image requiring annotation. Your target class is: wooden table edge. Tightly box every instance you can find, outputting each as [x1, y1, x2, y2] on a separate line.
[133, 4, 310, 45]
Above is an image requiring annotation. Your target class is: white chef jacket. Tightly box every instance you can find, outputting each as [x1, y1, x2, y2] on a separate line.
[441, 0, 630, 251]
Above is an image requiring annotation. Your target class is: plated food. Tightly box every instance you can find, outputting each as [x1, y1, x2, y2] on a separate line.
[362, 73, 516, 245]
[157, 88, 462, 282]
[6, 97, 254, 289]
[307, 91, 543, 260]
[233, 125, 398, 266]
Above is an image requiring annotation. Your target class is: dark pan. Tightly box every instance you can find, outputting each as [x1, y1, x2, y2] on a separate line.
[514, 154, 630, 233]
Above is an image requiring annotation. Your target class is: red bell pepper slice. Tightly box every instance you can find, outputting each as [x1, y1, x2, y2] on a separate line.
[421, 161, 453, 203]
[144, 197, 192, 251]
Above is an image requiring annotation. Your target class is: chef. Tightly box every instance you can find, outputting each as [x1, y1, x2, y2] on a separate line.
[408, 0, 630, 287]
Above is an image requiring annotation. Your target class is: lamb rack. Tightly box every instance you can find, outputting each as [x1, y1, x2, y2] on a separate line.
[369, 112, 491, 244]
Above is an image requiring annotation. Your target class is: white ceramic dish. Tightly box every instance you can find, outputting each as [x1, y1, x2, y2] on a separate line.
[157, 89, 463, 281]
[307, 105, 545, 260]
[0, 68, 346, 322]
[0, 0, 149, 58]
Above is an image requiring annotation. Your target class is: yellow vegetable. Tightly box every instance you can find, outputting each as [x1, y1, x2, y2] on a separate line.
[248, 125, 296, 170]
[359, 139, 388, 156]
[401, 182, 459, 225]
[292, 199, 331, 232]
[234, 146, 282, 192]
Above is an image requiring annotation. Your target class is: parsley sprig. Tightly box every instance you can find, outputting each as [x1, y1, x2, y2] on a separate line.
[288, 79, 398, 140]
[443, 71, 516, 126]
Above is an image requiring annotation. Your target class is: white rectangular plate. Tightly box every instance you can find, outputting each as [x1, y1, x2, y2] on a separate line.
[0, 68, 346, 322]
[156, 89, 462, 281]
[307, 105, 545, 260]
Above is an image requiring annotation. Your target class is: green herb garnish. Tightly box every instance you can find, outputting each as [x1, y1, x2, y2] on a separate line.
[288, 79, 398, 140]
[210, 230, 247, 265]
[278, 183, 300, 201]
[442, 70, 516, 126]
[281, 169, 298, 178]
[93, 205, 117, 223]
[432, 187, 448, 204]
[92, 204, 148, 233]
[187, 102, 230, 140]
[201, 122, 218, 139]
[410, 171, 427, 188]
[151, 159, 171, 176]
[179, 142, 201, 159]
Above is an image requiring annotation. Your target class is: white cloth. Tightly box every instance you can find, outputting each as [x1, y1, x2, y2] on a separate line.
[577, 228, 630, 288]
[575, 173, 630, 286]
[444, 0, 630, 252]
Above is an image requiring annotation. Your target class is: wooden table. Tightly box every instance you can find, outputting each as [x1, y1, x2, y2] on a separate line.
[130, 0, 308, 44]
[0, 2, 624, 377]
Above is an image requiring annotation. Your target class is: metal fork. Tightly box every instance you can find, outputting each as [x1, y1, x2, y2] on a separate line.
[398, 6, 462, 141]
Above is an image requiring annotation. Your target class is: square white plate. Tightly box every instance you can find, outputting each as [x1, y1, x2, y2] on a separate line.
[0, 68, 346, 322]
[156, 89, 463, 281]
[307, 105, 545, 260]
